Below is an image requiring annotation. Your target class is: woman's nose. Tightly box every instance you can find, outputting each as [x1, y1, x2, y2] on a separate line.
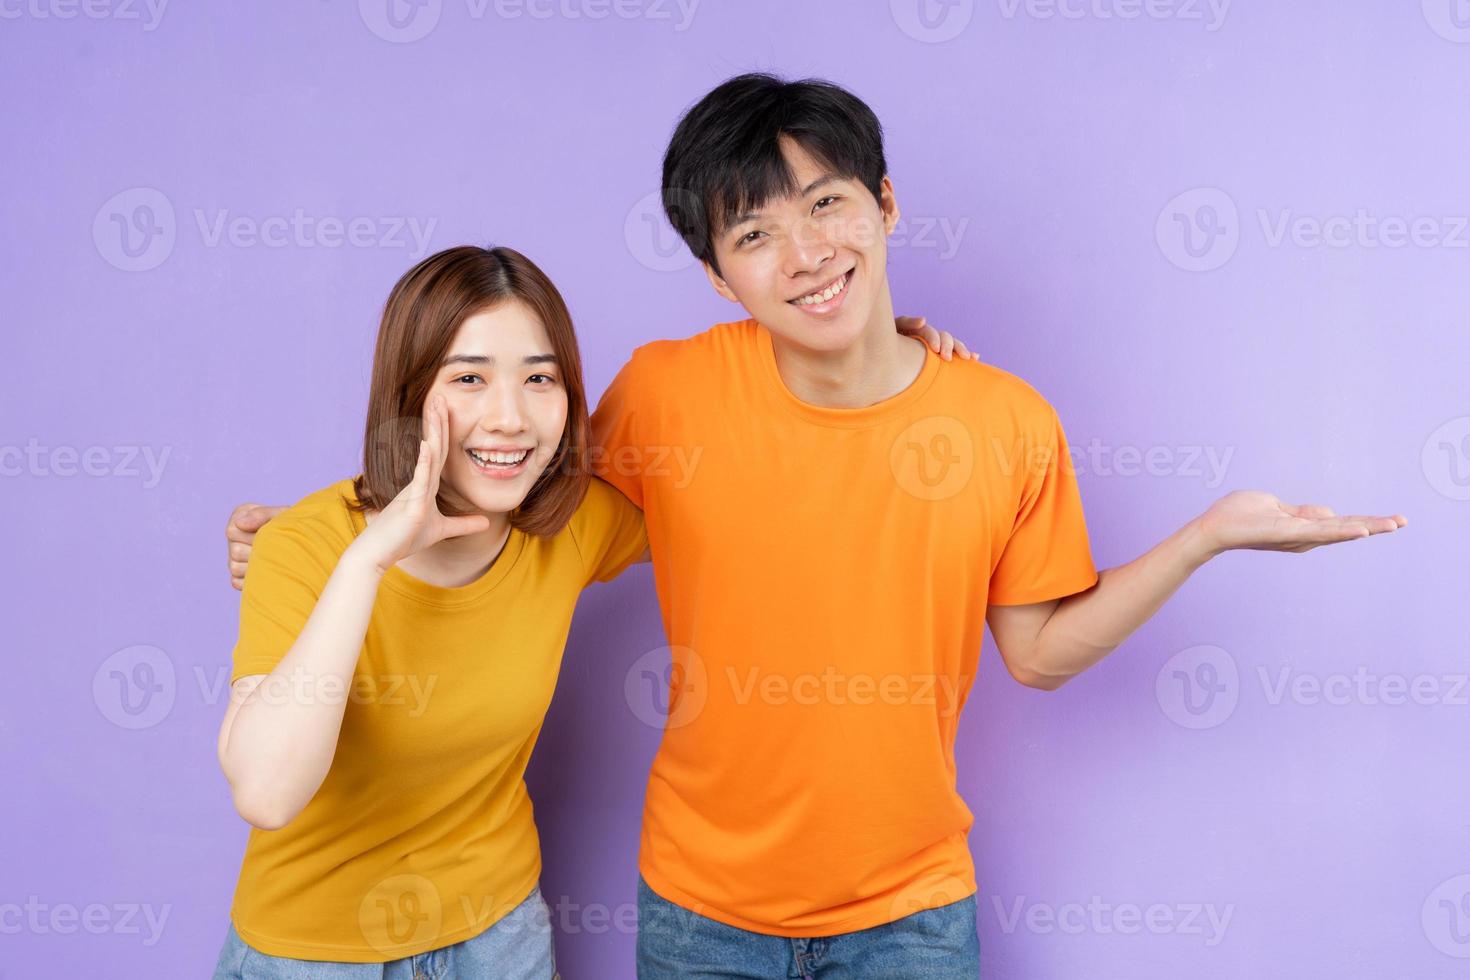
[477, 387, 529, 435]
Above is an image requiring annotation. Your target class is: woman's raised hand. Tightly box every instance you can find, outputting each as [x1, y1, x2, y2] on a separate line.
[352, 393, 492, 574]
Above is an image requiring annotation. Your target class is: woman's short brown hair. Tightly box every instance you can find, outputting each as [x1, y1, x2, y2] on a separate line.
[350, 245, 590, 537]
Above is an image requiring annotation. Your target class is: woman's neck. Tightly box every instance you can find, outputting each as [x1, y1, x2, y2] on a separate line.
[365, 509, 513, 589]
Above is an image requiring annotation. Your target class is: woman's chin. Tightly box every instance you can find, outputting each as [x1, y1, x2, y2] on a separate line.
[443, 475, 532, 520]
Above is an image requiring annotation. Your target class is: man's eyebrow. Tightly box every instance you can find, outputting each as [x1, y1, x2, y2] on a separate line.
[440, 353, 559, 367]
[725, 174, 846, 233]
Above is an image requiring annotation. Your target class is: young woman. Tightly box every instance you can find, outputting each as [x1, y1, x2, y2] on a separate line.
[212, 245, 646, 978]
[213, 244, 968, 977]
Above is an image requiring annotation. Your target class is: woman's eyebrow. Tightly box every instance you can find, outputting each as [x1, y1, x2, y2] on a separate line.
[440, 353, 558, 367]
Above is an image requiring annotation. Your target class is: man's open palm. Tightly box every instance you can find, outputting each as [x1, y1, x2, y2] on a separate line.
[1197, 490, 1406, 555]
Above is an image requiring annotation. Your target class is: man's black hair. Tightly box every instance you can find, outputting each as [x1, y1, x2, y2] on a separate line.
[660, 72, 888, 277]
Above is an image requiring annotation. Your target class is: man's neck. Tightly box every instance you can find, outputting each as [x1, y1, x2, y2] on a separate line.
[766, 293, 928, 409]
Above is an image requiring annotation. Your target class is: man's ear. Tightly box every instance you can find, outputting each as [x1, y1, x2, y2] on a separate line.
[879, 175, 901, 237]
[702, 261, 740, 303]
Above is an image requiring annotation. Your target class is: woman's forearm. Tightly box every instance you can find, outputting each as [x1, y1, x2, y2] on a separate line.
[221, 542, 385, 829]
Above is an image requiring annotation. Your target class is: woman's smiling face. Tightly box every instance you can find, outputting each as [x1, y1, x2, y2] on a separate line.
[430, 300, 569, 516]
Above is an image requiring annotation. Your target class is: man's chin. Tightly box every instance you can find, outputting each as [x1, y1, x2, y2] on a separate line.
[770, 310, 868, 353]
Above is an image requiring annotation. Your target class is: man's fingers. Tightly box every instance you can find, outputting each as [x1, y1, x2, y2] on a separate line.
[227, 504, 265, 537]
[228, 503, 285, 539]
[1291, 519, 1372, 545]
[1318, 514, 1399, 534]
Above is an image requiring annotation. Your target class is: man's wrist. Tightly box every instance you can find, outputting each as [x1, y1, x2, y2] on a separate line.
[1177, 516, 1224, 570]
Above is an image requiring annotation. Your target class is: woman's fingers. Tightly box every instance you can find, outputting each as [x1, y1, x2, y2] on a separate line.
[406, 439, 432, 504]
[427, 393, 450, 499]
[443, 514, 492, 539]
[422, 395, 438, 496]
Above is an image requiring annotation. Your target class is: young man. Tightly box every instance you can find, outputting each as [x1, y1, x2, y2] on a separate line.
[226, 73, 1404, 978]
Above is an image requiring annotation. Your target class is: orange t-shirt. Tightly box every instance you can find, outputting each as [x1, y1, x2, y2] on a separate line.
[591, 318, 1098, 936]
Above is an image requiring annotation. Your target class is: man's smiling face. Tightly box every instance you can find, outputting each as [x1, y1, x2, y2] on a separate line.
[702, 135, 901, 355]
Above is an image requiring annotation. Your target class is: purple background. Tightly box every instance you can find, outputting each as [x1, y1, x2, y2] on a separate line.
[3, 1, 1467, 977]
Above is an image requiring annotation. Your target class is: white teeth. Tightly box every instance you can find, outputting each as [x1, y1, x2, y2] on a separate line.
[794, 271, 849, 306]
[468, 448, 529, 466]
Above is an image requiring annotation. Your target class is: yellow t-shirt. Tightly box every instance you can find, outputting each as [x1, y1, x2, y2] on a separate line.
[226, 476, 645, 962]
[591, 318, 1098, 936]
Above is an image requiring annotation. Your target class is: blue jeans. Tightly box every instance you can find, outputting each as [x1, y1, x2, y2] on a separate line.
[636, 876, 980, 979]
[212, 885, 558, 979]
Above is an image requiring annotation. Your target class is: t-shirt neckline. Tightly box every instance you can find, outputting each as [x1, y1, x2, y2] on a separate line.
[752, 319, 942, 428]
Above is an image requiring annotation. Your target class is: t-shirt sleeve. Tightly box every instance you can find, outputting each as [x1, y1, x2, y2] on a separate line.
[988, 406, 1099, 605]
[231, 519, 337, 683]
[589, 353, 647, 509]
[570, 477, 649, 585]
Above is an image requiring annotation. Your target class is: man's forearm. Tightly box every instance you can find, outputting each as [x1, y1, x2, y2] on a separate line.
[1026, 518, 1220, 689]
